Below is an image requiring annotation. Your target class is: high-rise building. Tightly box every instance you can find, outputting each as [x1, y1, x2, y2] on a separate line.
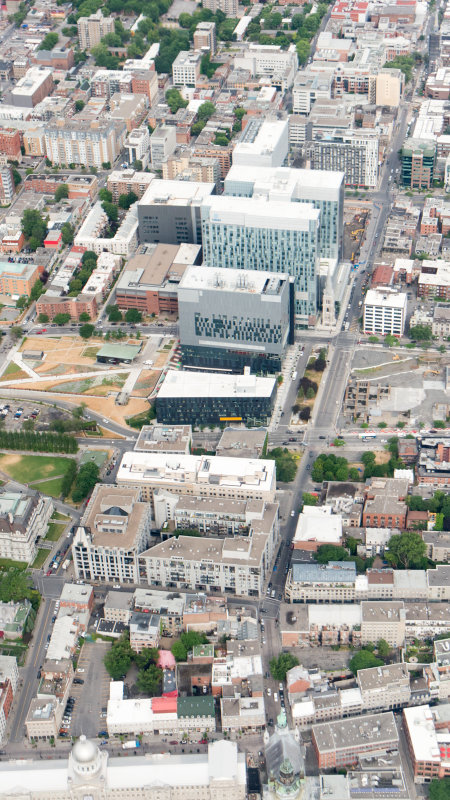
[137, 179, 215, 245]
[308, 129, 379, 188]
[44, 119, 125, 169]
[150, 125, 177, 169]
[0, 167, 14, 205]
[224, 164, 344, 262]
[172, 51, 202, 86]
[202, 0, 238, 16]
[0, 128, 21, 161]
[77, 10, 115, 50]
[178, 265, 294, 373]
[193, 21, 217, 54]
[200, 194, 320, 323]
[402, 138, 436, 189]
[124, 126, 150, 169]
[363, 289, 407, 336]
[375, 68, 404, 107]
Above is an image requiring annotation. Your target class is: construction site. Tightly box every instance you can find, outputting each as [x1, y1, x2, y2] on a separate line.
[343, 210, 370, 263]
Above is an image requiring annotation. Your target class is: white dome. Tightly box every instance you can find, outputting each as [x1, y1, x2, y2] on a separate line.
[72, 735, 99, 765]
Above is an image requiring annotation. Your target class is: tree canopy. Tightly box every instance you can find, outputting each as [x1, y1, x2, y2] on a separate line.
[270, 653, 299, 681]
[386, 531, 427, 569]
[349, 649, 383, 675]
[429, 778, 450, 800]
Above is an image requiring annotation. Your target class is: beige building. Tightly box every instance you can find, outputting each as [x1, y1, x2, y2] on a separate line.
[432, 304, 450, 338]
[202, 0, 238, 15]
[360, 601, 406, 647]
[0, 736, 246, 799]
[162, 153, 221, 185]
[73, 485, 153, 584]
[357, 663, 411, 711]
[107, 169, 154, 202]
[0, 490, 53, 564]
[138, 502, 279, 598]
[117, 452, 277, 504]
[194, 21, 217, 55]
[45, 119, 125, 169]
[221, 695, 266, 734]
[25, 698, 63, 741]
[23, 126, 46, 156]
[375, 68, 404, 107]
[423, 532, 450, 563]
[103, 591, 134, 623]
[77, 10, 115, 50]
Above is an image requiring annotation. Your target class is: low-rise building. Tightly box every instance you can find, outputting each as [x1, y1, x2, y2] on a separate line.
[404, 704, 450, 783]
[292, 506, 342, 552]
[117, 451, 277, 504]
[107, 169, 154, 202]
[312, 711, 398, 769]
[134, 425, 192, 455]
[216, 428, 267, 460]
[0, 599, 32, 640]
[0, 489, 53, 564]
[115, 243, 201, 316]
[221, 695, 265, 734]
[25, 698, 62, 741]
[360, 601, 406, 647]
[129, 611, 160, 652]
[432, 304, 450, 338]
[0, 655, 18, 743]
[357, 663, 410, 711]
[134, 588, 185, 636]
[285, 561, 359, 603]
[156, 369, 277, 427]
[73, 486, 153, 584]
[103, 591, 133, 624]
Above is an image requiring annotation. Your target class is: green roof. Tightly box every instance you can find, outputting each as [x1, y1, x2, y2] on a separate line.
[192, 644, 214, 658]
[177, 695, 215, 718]
[97, 343, 142, 360]
[402, 138, 436, 157]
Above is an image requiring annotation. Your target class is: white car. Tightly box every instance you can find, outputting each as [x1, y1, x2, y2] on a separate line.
[267, 687, 271, 696]
[290, 510, 295, 517]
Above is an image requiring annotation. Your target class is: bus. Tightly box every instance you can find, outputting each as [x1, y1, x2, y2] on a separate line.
[359, 433, 376, 440]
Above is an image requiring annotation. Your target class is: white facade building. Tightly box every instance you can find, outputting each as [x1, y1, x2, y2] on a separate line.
[232, 119, 288, 168]
[0, 490, 53, 564]
[234, 43, 299, 90]
[124, 126, 150, 169]
[150, 125, 177, 170]
[172, 51, 201, 86]
[74, 201, 138, 256]
[363, 289, 407, 336]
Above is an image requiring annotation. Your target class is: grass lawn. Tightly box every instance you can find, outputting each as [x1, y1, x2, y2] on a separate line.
[45, 522, 67, 542]
[37, 477, 65, 498]
[0, 557, 27, 571]
[82, 346, 100, 358]
[52, 511, 70, 522]
[79, 449, 108, 468]
[0, 454, 75, 484]
[31, 549, 49, 569]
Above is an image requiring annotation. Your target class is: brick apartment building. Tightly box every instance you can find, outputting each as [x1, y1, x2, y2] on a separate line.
[24, 174, 98, 199]
[35, 294, 97, 322]
[312, 712, 398, 769]
[0, 128, 21, 162]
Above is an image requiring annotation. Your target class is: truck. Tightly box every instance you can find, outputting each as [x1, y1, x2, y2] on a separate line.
[62, 559, 70, 571]
[122, 740, 140, 750]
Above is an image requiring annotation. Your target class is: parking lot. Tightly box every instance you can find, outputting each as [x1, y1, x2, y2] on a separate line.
[0, 400, 74, 432]
[65, 641, 112, 740]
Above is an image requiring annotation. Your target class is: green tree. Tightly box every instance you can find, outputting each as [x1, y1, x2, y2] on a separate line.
[53, 313, 71, 325]
[377, 639, 391, 659]
[38, 313, 49, 323]
[101, 201, 118, 222]
[72, 460, 99, 501]
[165, 88, 188, 113]
[10, 326, 23, 340]
[384, 54, 414, 82]
[16, 295, 28, 310]
[21, 209, 47, 247]
[108, 306, 122, 322]
[75, 99, 85, 112]
[54, 184, 69, 202]
[125, 308, 142, 323]
[104, 634, 133, 680]
[269, 653, 299, 681]
[12, 168, 21, 188]
[302, 492, 318, 506]
[134, 647, 159, 671]
[132, 159, 143, 171]
[410, 324, 432, 341]
[349, 649, 383, 675]
[386, 531, 426, 569]
[79, 323, 95, 339]
[316, 545, 349, 564]
[38, 32, 59, 50]
[79, 311, 91, 322]
[99, 188, 113, 203]
[384, 334, 397, 347]
[429, 778, 450, 800]
[171, 640, 187, 662]
[197, 101, 216, 121]
[118, 191, 138, 210]
[136, 664, 163, 695]
[61, 222, 74, 245]
[266, 448, 297, 482]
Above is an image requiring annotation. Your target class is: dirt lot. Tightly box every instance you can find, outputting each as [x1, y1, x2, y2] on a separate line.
[21, 335, 105, 376]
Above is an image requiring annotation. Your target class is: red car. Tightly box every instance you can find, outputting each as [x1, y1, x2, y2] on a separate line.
[169, 741, 178, 745]
[198, 739, 207, 744]
[46, 570, 52, 576]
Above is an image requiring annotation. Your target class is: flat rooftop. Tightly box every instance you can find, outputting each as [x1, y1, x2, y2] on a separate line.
[403, 705, 441, 764]
[78, 485, 149, 550]
[216, 428, 267, 459]
[225, 164, 344, 193]
[135, 425, 192, 454]
[357, 663, 409, 691]
[117, 244, 199, 292]
[139, 179, 215, 206]
[201, 194, 320, 230]
[364, 289, 407, 309]
[361, 601, 405, 623]
[313, 712, 398, 754]
[117, 451, 276, 493]
[157, 369, 276, 400]
[140, 528, 271, 568]
[178, 265, 291, 295]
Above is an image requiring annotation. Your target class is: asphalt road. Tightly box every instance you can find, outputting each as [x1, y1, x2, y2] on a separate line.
[9, 597, 56, 743]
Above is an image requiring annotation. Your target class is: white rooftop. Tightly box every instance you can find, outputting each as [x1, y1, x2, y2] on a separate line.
[293, 505, 342, 546]
[201, 194, 320, 231]
[158, 369, 276, 399]
[403, 705, 441, 763]
[364, 288, 408, 309]
[178, 265, 290, 295]
[225, 164, 344, 193]
[139, 179, 215, 206]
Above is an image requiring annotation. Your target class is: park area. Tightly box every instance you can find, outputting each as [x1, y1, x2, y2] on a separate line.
[0, 454, 76, 498]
